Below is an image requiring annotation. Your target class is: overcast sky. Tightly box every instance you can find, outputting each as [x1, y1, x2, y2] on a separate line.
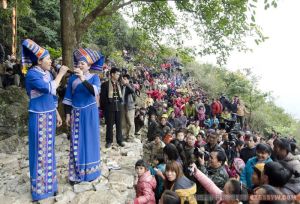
[199, 0, 300, 119]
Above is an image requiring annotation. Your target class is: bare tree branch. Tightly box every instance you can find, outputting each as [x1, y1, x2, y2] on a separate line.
[78, 0, 114, 38]
[101, 0, 169, 17]
[78, 0, 167, 39]
[100, 0, 138, 16]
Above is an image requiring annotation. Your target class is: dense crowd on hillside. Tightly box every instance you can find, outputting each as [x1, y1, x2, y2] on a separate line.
[1, 44, 300, 204]
[105, 54, 300, 204]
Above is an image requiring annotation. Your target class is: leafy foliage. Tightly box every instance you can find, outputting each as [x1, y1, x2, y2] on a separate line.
[46, 46, 62, 59]
[0, 0, 32, 55]
[18, 0, 61, 48]
[2, 0, 279, 64]
[0, 0, 60, 57]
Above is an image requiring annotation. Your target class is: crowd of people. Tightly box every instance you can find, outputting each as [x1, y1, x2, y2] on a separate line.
[3, 38, 299, 204]
[0, 54, 23, 88]
[119, 57, 300, 204]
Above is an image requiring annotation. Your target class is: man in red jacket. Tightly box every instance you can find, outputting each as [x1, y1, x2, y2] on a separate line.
[211, 98, 221, 117]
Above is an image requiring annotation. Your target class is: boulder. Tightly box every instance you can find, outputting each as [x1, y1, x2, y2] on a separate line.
[73, 182, 93, 193]
[93, 177, 109, 191]
[0, 86, 28, 141]
[87, 189, 122, 204]
[0, 135, 25, 154]
[55, 190, 76, 204]
[70, 191, 95, 204]
[108, 170, 134, 192]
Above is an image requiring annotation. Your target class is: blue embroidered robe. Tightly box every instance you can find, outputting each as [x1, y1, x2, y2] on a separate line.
[25, 66, 58, 201]
[62, 72, 101, 182]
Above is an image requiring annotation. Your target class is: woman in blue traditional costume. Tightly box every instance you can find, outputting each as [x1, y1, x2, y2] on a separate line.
[63, 48, 104, 184]
[23, 39, 69, 201]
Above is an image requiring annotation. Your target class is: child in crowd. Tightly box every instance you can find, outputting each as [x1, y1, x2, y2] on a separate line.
[195, 130, 206, 147]
[144, 95, 154, 108]
[175, 128, 186, 142]
[144, 134, 165, 165]
[133, 160, 157, 204]
[204, 115, 212, 128]
[220, 108, 231, 122]
[163, 129, 174, 144]
[150, 155, 166, 202]
[186, 133, 196, 148]
[187, 120, 201, 136]
[197, 105, 206, 127]
[226, 157, 245, 179]
[178, 110, 187, 128]
[211, 115, 219, 129]
[251, 163, 265, 192]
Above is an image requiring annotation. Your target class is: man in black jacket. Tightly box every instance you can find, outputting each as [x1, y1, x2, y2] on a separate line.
[100, 67, 125, 148]
[204, 99, 211, 118]
[240, 133, 257, 163]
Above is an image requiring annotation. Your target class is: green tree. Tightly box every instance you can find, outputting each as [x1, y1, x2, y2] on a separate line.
[18, 0, 61, 49]
[0, 0, 31, 56]
[0, 0, 61, 59]
[60, 0, 278, 67]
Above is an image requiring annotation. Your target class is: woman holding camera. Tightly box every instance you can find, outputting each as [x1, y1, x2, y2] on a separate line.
[63, 48, 103, 184]
[23, 39, 69, 201]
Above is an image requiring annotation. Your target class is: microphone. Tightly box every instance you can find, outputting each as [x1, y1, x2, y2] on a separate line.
[55, 64, 74, 74]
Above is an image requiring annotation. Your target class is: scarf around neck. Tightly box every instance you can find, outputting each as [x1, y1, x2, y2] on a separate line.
[108, 79, 122, 99]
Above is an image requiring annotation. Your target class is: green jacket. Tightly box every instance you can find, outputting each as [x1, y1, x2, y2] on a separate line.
[184, 103, 196, 118]
[199, 165, 229, 190]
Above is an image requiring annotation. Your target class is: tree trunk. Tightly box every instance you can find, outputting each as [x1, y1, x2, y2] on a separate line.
[60, 0, 76, 67]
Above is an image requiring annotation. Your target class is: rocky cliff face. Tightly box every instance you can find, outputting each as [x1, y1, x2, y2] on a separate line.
[0, 86, 28, 141]
[0, 130, 144, 204]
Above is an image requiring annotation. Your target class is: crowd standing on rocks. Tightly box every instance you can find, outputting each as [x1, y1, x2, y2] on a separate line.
[0, 39, 300, 204]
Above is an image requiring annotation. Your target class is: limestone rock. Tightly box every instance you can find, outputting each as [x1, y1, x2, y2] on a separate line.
[73, 182, 93, 193]
[0, 136, 24, 154]
[0, 196, 16, 204]
[0, 86, 28, 141]
[93, 177, 109, 191]
[109, 171, 134, 192]
[57, 184, 73, 194]
[118, 156, 140, 167]
[100, 163, 109, 178]
[70, 191, 95, 204]
[55, 190, 76, 204]
[87, 189, 121, 204]
[38, 197, 55, 204]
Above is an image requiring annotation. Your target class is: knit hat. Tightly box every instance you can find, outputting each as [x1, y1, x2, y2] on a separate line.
[73, 48, 105, 71]
[232, 158, 245, 174]
[21, 39, 50, 74]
